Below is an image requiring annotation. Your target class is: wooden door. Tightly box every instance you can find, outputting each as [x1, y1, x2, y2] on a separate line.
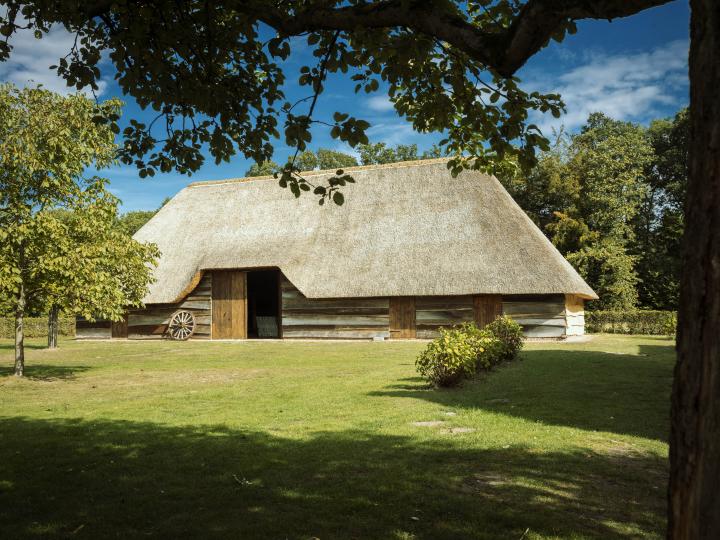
[389, 297, 416, 339]
[212, 270, 247, 339]
[473, 294, 502, 328]
[111, 313, 128, 338]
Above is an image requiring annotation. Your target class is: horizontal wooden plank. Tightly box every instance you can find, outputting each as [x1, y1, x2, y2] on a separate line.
[76, 327, 111, 339]
[283, 307, 388, 316]
[282, 296, 389, 310]
[283, 329, 390, 339]
[523, 325, 566, 338]
[503, 303, 565, 317]
[127, 334, 162, 340]
[416, 324, 463, 331]
[129, 313, 211, 327]
[128, 324, 167, 335]
[503, 294, 565, 303]
[512, 318, 567, 327]
[415, 296, 473, 309]
[178, 300, 211, 310]
[76, 319, 111, 329]
[281, 323, 389, 332]
[282, 314, 388, 326]
[415, 309, 474, 324]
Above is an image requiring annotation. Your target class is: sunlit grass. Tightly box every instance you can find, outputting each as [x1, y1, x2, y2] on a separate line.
[0, 335, 673, 539]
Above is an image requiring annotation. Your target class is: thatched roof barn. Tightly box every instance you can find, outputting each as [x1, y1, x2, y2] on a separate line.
[78, 159, 596, 340]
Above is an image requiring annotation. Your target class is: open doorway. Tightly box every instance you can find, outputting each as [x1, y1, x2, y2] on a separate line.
[246, 269, 281, 338]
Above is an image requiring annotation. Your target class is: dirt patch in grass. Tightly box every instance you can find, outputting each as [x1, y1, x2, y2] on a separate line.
[411, 420, 445, 427]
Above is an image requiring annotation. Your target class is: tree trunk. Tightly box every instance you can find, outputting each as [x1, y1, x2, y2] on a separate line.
[14, 282, 25, 377]
[668, 1, 720, 538]
[47, 304, 59, 349]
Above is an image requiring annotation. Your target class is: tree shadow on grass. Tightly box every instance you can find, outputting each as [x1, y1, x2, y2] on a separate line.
[371, 346, 674, 442]
[0, 364, 92, 381]
[0, 417, 666, 539]
[0, 342, 47, 351]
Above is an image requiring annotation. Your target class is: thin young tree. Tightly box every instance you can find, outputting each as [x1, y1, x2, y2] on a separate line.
[0, 85, 157, 374]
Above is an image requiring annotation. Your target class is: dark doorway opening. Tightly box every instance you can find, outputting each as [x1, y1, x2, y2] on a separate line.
[246, 270, 281, 338]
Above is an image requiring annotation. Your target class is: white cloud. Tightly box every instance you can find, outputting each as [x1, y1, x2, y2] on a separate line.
[530, 39, 688, 133]
[0, 24, 108, 96]
[366, 122, 419, 146]
[331, 142, 361, 161]
[365, 95, 395, 112]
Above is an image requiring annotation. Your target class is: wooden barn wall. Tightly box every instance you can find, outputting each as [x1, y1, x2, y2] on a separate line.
[127, 274, 213, 339]
[502, 295, 567, 338]
[76, 317, 112, 339]
[564, 294, 585, 336]
[281, 276, 389, 339]
[415, 296, 475, 339]
[78, 273, 578, 341]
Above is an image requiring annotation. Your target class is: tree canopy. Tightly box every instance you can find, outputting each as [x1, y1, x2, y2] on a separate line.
[0, 84, 158, 375]
[0, 0, 669, 204]
[499, 110, 687, 310]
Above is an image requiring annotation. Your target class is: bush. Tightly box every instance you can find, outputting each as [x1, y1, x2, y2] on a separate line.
[0, 317, 76, 339]
[415, 327, 480, 387]
[585, 310, 676, 336]
[484, 316, 524, 361]
[457, 322, 503, 369]
[415, 316, 524, 387]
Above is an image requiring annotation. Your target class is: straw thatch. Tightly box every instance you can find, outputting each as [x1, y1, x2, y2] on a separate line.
[134, 159, 597, 303]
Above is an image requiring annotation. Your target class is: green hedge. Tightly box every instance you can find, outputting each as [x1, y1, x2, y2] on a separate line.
[585, 310, 676, 336]
[0, 317, 76, 339]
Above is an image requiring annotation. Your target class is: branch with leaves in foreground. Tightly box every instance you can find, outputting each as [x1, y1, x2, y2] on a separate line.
[0, 1, 669, 204]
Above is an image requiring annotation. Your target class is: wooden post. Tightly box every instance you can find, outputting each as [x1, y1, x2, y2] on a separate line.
[473, 295, 502, 328]
[389, 297, 416, 339]
[564, 295, 585, 336]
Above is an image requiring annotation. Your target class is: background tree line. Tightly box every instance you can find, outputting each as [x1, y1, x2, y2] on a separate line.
[500, 109, 687, 312]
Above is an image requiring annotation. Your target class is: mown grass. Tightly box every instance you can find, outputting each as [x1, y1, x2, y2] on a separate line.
[0, 335, 673, 539]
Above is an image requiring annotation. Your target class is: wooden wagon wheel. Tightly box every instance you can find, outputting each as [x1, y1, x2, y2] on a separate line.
[167, 310, 196, 340]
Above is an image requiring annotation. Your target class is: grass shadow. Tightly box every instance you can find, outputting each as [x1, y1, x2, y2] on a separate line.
[370, 346, 674, 441]
[0, 416, 666, 539]
[0, 364, 92, 381]
[0, 342, 47, 352]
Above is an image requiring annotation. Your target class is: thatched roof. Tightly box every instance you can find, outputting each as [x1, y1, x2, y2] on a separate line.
[134, 159, 597, 303]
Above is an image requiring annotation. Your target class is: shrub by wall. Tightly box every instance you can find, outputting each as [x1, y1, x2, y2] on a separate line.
[0, 317, 76, 339]
[415, 327, 480, 387]
[585, 310, 676, 336]
[482, 316, 524, 361]
[416, 317, 524, 387]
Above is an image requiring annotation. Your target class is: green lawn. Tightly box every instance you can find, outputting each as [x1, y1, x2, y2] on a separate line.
[0, 335, 673, 539]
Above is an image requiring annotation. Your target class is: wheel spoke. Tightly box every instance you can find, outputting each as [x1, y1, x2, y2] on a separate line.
[168, 310, 195, 340]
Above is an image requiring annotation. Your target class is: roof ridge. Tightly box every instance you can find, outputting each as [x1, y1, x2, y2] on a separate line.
[186, 157, 452, 188]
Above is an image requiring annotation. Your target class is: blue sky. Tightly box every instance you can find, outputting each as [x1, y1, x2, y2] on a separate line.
[1, 1, 689, 211]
